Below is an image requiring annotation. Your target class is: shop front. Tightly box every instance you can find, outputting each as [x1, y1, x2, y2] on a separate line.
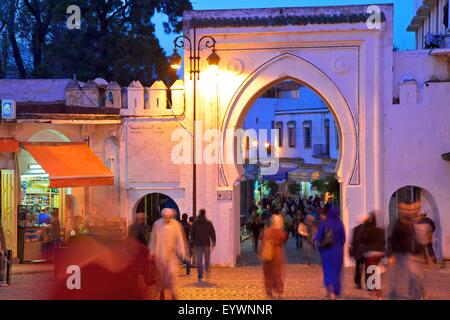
[17, 142, 114, 263]
[0, 138, 20, 259]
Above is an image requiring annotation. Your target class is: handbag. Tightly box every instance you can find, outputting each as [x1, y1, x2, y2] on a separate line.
[259, 239, 274, 262]
[319, 227, 334, 249]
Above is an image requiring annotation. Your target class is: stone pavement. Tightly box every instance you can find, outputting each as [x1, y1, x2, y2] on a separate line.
[174, 238, 450, 300]
[0, 239, 449, 300]
[11, 263, 54, 275]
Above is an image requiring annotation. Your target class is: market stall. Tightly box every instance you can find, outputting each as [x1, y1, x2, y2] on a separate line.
[17, 142, 114, 263]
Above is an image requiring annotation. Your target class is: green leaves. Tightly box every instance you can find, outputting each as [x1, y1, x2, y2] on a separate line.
[4, 0, 191, 84]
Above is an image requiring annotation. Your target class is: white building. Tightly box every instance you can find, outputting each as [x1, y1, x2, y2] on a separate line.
[1, 3, 449, 267]
[243, 81, 339, 184]
[407, 0, 450, 49]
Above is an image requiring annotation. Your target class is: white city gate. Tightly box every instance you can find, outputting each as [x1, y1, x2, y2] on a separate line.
[180, 5, 393, 266]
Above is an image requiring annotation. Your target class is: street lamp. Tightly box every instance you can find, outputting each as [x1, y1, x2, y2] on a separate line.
[169, 32, 220, 218]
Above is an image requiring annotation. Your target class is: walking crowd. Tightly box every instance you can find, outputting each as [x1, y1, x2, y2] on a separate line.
[124, 192, 439, 300]
[245, 192, 438, 300]
[128, 207, 216, 300]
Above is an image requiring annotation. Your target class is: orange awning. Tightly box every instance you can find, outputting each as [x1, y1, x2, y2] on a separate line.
[0, 138, 19, 153]
[22, 142, 114, 188]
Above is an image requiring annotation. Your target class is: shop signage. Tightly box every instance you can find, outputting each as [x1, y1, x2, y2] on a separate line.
[1, 100, 16, 120]
[217, 190, 232, 201]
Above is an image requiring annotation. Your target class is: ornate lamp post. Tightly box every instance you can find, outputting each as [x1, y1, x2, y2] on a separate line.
[169, 31, 220, 218]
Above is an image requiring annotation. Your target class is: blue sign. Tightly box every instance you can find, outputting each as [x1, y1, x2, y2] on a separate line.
[1, 100, 16, 120]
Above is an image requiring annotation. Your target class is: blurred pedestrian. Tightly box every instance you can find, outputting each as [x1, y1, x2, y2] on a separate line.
[51, 211, 61, 247]
[388, 203, 426, 300]
[127, 212, 151, 286]
[128, 212, 147, 245]
[415, 211, 437, 264]
[293, 210, 303, 250]
[361, 212, 386, 299]
[180, 213, 192, 275]
[149, 208, 186, 300]
[302, 215, 316, 266]
[349, 214, 368, 289]
[315, 206, 346, 300]
[190, 209, 216, 282]
[260, 214, 288, 299]
[0, 225, 8, 287]
[250, 214, 263, 253]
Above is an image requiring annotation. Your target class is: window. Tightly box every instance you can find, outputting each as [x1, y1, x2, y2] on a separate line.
[262, 87, 277, 98]
[324, 119, 330, 155]
[397, 186, 421, 204]
[335, 123, 340, 150]
[287, 121, 296, 148]
[303, 121, 312, 149]
[166, 90, 171, 109]
[99, 88, 106, 108]
[444, 2, 449, 29]
[275, 122, 283, 147]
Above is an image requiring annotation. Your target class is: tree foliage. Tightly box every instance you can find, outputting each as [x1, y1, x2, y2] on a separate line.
[1, 0, 192, 85]
[263, 180, 279, 197]
[311, 175, 340, 201]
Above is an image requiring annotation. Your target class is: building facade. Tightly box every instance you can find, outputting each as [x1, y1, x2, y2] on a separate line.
[407, 0, 449, 49]
[0, 3, 449, 266]
[243, 81, 339, 185]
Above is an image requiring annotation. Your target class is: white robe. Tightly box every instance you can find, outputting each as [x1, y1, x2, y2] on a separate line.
[149, 218, 186, 293]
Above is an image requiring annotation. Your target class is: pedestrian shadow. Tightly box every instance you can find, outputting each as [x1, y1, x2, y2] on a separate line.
[188, 281, 219, 288]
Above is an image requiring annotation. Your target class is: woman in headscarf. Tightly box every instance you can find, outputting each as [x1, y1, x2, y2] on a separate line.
[259, 213, 288, 299]
[314, 205, 346, 299]
[149, 208, 186, 300]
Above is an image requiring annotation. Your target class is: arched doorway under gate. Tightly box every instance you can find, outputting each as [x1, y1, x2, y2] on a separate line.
[237, 79, 341, 265]
[132, 193, 180, 237]
[388, 186, 442, 261]
[219, 54, 358, 264]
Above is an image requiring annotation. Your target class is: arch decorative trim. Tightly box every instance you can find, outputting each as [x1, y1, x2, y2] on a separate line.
[219, 52, 358, 187]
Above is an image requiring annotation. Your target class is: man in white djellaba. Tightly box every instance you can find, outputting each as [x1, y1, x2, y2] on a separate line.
[149, 207, 187, 300]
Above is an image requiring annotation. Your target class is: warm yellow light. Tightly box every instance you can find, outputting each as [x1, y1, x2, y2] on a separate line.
[264, 142, 270, 148]
[169, 49, 182, 70]
[252, 140, 258, 147]
[208, 64, 219, 75]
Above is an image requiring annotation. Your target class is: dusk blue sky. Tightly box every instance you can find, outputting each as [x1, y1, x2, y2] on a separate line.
[153, 0, 416, 55]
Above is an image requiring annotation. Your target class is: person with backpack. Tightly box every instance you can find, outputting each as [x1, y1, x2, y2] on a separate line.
[314, 205, 346, 300]
[259, 213, 288, 299]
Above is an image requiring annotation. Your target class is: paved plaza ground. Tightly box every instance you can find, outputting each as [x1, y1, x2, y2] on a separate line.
[1, 239, 449, 300]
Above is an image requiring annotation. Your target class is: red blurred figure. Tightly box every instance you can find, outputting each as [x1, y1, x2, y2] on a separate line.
[259, 214, 288, 299]
[127, 212, 153, 286]
[52, 236, 148, 300]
